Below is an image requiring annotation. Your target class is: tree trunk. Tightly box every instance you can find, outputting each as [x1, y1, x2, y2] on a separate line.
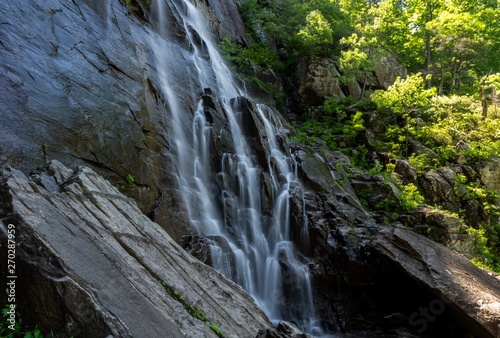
[481, 87, 488, 119]
[493, 87, 498, 117]
[425, 38, 432, 88]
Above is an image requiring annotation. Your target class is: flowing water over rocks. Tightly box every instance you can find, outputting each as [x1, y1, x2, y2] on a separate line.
[148, 0, 320, 331]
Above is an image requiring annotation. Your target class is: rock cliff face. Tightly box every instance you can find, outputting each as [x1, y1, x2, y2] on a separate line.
[0, 0, 244, 240]
[0, 161, 270, 337]
[1, 0, 173, 229]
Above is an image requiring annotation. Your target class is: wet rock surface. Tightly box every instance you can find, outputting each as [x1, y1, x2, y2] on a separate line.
[0, 0, 246, 241]
[256, 321, 315, 338]
[0, 0, 168, 229]
[0, 161, 271, 337]
[286, 143, 500, 337]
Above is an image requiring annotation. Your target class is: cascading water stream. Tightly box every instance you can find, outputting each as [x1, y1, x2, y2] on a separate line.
[149, 0, 321, 334]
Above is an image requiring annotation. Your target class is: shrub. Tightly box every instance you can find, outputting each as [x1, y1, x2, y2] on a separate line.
[1, 305, 44, 338]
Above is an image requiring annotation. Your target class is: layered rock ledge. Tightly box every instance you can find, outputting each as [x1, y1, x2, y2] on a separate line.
[0, 160, 270, 337]
[373, 226, 500, 338]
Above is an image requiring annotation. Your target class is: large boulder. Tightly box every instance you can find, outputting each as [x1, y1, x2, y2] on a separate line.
[297, 58, 345, 107]
[411, 206, 478, 258]
[256, 321, 314, 338]
[296, 54, 407, 107]
[419, 169, 460, 212]
[363, 53, 408, 89]
[0, 161, 271, 337]
[373, 226, 500, 338]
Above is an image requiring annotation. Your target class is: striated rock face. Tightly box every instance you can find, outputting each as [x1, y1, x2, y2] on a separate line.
[191, 0, 247, 43]
[0, 0, 248, 241]
[373, 226, 500, 338]
[0, 161, 271, 337]
[0, 0, 177, 236]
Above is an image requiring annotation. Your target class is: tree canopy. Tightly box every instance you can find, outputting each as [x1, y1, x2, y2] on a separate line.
[225, 0, 500, 273]
[234, 0, 500, 95]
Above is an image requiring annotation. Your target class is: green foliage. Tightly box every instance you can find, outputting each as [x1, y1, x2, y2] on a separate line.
[1, 305, 44, 338]
[452, 175, 500, 272]
[219, 38, 285, 101]
[356, 187, 373, 209]
[468, 227, 500, 273]
[371, 74, 500, 164]
[372, 73, 436, 118]
[232, 0, 500, 102]
[371, 73, 436, 157]
[420, 95, 500, 164]
[159, 281, 224, 337]
[399, 183, 425, 212]
[408, 153, 434, 173]
[126, 173, 135, 185]
[236, 0, 348, 59]
[342, 111, 365, 141]
[219, 38, 283, 72]
[370, 0, 489, 92]
[292, 97, 367, 156]
[297, 10, 333, 53]
[124, 173, 137, 191]
[368, 160, 383, 176]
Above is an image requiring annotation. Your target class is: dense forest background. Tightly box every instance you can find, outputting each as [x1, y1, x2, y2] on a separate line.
[220, 0, 500, 272]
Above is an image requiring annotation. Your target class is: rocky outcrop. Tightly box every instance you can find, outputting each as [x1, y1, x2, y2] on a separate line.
[364, 53, 408, 89]
[0, 161, 271, 337]
[419, 169, 460, 212]
[295, 54, 407, 107]
[350, 172, 402, 221]
[411, 206, 478, 258]
[373, 226, 500, 338]
[479, 157, 500, 195]
[288, 143, 500, 336]
[297, 58, 345, 107]
[256, 321, 314, 338]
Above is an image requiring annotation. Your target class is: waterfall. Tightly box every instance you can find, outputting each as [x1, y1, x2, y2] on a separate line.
[148, 0, 321, 334]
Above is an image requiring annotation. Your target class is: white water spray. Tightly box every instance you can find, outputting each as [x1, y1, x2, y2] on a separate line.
[148, 0, 321, 333]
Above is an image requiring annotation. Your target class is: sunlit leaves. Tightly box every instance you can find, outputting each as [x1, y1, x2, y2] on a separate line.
[297, 10, 333, 47]
[371, 73, 436, 117]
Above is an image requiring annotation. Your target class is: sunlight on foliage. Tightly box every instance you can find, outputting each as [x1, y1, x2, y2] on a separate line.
[297, 10, 333, 49]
